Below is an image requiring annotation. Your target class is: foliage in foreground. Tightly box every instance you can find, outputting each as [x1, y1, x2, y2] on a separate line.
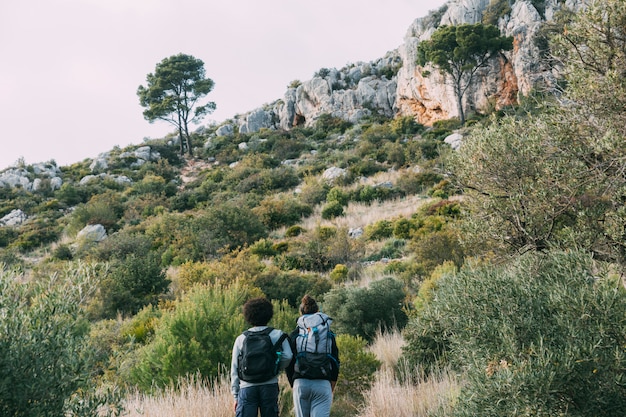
[0, 263, 123, 417]
[403, 250, 626, 416]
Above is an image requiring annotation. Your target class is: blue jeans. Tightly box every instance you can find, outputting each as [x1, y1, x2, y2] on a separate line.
[292, 379, 332, 417]
[236, 383, 280, 417]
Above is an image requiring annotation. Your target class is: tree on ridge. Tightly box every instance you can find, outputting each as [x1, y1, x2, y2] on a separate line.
[138, 53, 216, 157]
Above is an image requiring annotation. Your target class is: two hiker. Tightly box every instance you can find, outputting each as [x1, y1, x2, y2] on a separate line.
[231, 295, 340, 417]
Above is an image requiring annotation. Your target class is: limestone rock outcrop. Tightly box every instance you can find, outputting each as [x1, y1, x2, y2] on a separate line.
[219, 0, 584, 135]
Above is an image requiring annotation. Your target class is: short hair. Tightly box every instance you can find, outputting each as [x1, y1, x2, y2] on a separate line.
[299, 294, 319, 315]
[243, 297, 274, 326]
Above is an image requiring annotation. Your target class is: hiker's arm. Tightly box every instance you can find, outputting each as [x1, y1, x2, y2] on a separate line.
[230, 336, 242, 401]
[330, 335, 340, 383]
[279, 335, 293, 369]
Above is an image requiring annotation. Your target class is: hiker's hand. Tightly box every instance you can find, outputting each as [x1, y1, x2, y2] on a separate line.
[234, 401, 237, 413]
[331, 381, 336, 392]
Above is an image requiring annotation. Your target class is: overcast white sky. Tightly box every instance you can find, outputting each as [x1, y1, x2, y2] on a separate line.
[0, 0, 447, 170]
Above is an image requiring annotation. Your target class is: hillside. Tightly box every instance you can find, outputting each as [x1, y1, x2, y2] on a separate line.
[0, 1, 625, 416]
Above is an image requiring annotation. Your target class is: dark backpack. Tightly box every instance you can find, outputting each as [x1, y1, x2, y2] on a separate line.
[238, 327, 288, 383]
[294, 313, 336, 379]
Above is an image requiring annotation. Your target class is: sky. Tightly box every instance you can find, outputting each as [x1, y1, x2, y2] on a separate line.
[0, 0, 447, 170]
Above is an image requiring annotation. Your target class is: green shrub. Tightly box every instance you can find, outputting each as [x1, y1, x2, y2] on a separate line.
[482, 0, 512, 25]
[51, 244, 73, 261]
[0, 264, 123, 416]
[396, 170, 444, 195]
[0, 227, 18, 248]
[367, 238, 406, 261]
[252, 269, 331, 308]
[330, 264, 349, 283]
[129, 283, 255, 391]
[361, 123, 397, 145]
[324, 277, 408, 341]
[349, 159, 386, 177]
[393, 217, 415, 239]
[11, 220, 60, 252]
[390, 116, 424, 136]
[285, 225, 305, 237]
[332, 334, 381, 415]
[68, 191, 125, 234]
[298, 179, 329, 206]
[365, 220, 394, 240]
[321, 201, 344, 219]
[410, 229, 465, 273]
[252, 196, 313, 230]
[249, 238, 277, 258]
[326, 187, 349, 206]
[402, 250, 626, 416]
[97, 252, 170, 319]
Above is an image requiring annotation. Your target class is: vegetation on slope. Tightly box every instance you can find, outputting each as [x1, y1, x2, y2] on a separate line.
[0, 1, 625, 415]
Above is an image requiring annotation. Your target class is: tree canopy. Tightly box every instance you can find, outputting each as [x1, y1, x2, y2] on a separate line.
[137, 53, 215, 156]
[417, 23, 513, 124]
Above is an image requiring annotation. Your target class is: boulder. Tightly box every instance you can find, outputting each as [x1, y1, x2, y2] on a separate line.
[134, 146, 160, 161]
[322, 167, 347, 183]
[77, 224, 107, 242]
[215, 124, 234, 137]
[0, 209, 27, 227]
[444, 133, 463, 150]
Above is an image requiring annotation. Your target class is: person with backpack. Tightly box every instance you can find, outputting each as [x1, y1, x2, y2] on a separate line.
[231, 297, 293, 417]
[287, 295, 340, 417]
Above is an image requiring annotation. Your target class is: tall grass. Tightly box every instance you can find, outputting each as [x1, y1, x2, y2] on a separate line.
[120, 327, 458, 417]
[122, 374, 232, 417]
[356, 365, 459, 417]
[357, 329, 460, 417]
[301, 194, 431, 232]
[122, 374, 294, 417]
[368, 328, 405, 371]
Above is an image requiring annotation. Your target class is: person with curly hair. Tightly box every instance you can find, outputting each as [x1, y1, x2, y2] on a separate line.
[231, 297, 292, 417]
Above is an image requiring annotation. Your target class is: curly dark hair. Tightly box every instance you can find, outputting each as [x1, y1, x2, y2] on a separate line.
[243, 297, 274, 326]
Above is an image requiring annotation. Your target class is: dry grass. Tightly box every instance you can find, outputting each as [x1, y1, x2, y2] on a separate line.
[356, 365, 459, 417]
[300, 194, 432, 232]
[122, 374, 232, 417]
[120, 332, 459, 417]
[368, 328, 406, 372]
[356, 328, 459, 417]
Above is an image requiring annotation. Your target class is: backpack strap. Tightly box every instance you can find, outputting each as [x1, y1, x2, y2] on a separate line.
[273, 332, 288, 351]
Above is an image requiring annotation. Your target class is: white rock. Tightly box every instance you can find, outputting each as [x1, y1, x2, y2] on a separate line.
[322, 167, 347, 183]
[444, 133, 463, 150]
[0, 209, 27, 226]
[77, 224, 107, 242]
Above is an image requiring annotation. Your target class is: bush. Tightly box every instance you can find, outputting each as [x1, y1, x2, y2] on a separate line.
[252, 196, 313, 230]
[332, 334, 381, 415]
[390, 116, 423, 136]
[0, 264, 123, 416]
[97, 252, 170, 318]
[51, 244, 73, 261]
[330, 264, 349, 283]
[324, 277, 408, 341]
[321, 201, 344, 219]
[129, 284, 256, 391]
[410, 229, 465, 273]
[326, 187, 349, 206]
[252, 269, 331, 308]
[285, 225, 305, 237]
[402, 250, 626, 416]
[396, 170, 443, 195]
[365, 220, 394, 240]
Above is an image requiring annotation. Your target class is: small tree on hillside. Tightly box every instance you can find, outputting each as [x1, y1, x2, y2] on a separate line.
[417, 23, 513, 124]
[137, 53, 216, 156]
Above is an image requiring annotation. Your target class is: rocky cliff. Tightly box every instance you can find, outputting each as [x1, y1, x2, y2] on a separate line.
[217, 0, 585, 136]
